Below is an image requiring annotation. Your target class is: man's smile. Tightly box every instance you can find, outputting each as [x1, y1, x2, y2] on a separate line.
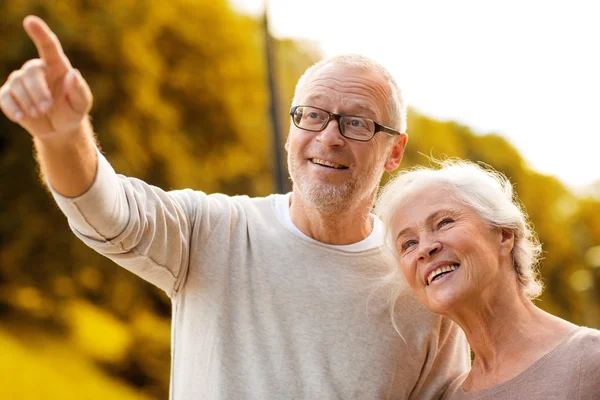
[310, 158, 349, 169]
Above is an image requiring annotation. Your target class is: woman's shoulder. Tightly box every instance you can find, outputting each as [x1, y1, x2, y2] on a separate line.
[558, 326, 600, 364]
[570, 327, 600, 399]
[575, 326, 600, 361]
[441, 327, 600, 400]
[566, 326, 600, 348]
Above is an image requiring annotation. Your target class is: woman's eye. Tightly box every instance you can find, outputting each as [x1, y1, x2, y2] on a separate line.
[403, 240, 417, 250]
[438, 218, 453, 228]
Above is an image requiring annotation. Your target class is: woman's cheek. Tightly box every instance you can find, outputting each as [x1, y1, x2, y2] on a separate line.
[400, 260, 418, 288]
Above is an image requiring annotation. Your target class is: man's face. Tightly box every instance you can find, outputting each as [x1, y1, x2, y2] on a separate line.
[286, 63, 406, 213]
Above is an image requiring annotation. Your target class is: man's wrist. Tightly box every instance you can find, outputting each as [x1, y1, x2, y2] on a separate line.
[34, 116, 94, 148]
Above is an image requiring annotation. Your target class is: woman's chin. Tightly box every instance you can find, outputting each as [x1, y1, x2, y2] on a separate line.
[422, 282, 467, 316]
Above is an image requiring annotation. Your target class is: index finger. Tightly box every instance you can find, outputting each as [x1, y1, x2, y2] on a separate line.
[23, 16, 72, 73]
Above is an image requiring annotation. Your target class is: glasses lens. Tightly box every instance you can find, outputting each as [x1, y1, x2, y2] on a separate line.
[340, 115, 375, 141]
[293, 106, 328, 131]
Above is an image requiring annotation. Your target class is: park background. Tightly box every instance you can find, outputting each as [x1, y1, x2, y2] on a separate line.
[1, 1, 599, 399]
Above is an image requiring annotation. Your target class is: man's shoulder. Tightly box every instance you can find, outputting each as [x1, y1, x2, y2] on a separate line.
[159, 190, 280, 234]
[167, 189, 277, 212]
[206, 192, 281, 225]
[223, 192, 279, 217]
[204, 192, 276, 205]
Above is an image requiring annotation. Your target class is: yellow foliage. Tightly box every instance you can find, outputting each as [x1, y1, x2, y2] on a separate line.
[585, 246, 600, 267]
[132, 310, 171, 346]
[0, 328, 149, 400]
[63, 300, 132, 364]
[569, 269, 594, 292]
[13, 287, 44, 313]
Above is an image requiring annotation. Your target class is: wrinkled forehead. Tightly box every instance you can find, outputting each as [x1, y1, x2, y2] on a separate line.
[296, 64, 390, 120]
[302, 93, 379, 117]
[390, 184, 464, 231]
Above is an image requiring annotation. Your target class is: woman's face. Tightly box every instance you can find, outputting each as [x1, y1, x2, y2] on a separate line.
[391, 185, 513, 315]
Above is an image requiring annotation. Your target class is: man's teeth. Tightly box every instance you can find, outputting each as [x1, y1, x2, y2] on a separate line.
[312, 158, 345, 169]
[427, 264, 459, 285]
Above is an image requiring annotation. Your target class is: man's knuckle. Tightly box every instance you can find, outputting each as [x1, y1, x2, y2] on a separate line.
[22, 59, 44, 73]
[8, 70, 23, 82]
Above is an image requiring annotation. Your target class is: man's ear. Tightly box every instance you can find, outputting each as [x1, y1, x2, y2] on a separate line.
[285, 135, 290, 152]
[384, 133, 408, 172]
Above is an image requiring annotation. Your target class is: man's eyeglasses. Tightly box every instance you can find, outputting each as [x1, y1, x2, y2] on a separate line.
[289, 105, 401, 142]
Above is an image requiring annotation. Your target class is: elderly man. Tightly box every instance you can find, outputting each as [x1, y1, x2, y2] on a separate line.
[0, 15, 469, 400]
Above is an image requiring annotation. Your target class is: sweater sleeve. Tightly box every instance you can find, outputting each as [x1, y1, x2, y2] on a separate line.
[408, 315, 471, 400]
[51, 150, 198, 297]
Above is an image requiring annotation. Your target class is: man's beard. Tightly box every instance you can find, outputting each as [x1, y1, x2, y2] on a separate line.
[288, 156, 384, 215]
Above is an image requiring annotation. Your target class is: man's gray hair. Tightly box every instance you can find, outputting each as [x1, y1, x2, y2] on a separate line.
[375, 160, 544, 300]
[292, 54, 407, 134]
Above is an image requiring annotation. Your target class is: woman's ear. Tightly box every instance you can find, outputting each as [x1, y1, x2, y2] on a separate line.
[500, 228, 515, 256]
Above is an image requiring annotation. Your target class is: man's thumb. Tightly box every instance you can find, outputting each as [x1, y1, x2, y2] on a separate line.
[63, 69, 92, 114]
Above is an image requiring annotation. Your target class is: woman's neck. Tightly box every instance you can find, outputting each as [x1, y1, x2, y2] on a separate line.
[448, 286, 577, 392]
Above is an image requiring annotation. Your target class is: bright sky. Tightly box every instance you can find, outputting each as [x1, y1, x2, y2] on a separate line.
[231, 0, 600, 191]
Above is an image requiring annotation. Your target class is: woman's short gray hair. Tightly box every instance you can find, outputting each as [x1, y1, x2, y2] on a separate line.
[292, 54, 407, 134]
[375, 159, 544, 299]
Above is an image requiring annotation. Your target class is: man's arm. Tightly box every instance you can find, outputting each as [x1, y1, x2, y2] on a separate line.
[34, 118, 98, 197]
[0, 16, 199, 297]
[0, 16, 97, 197]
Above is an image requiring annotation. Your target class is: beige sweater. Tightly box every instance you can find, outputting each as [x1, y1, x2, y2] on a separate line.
[444, 326, 600, 399]
[52, 152, 470, 399]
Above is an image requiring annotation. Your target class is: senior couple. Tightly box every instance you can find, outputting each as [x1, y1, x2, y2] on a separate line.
[2, 15, 598, 400]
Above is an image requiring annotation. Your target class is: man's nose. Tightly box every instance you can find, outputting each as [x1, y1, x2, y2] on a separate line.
[316, 118, 344, 147]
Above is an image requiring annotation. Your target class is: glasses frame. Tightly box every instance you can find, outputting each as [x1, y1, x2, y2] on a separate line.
[289, 105, 402, 142]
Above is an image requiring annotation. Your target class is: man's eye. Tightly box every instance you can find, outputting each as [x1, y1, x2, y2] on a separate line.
[308, 112, 319, 119]
[349, 118, 365, 127]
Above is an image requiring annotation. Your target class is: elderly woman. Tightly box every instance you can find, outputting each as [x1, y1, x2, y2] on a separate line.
[375, 160, 600, 399]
